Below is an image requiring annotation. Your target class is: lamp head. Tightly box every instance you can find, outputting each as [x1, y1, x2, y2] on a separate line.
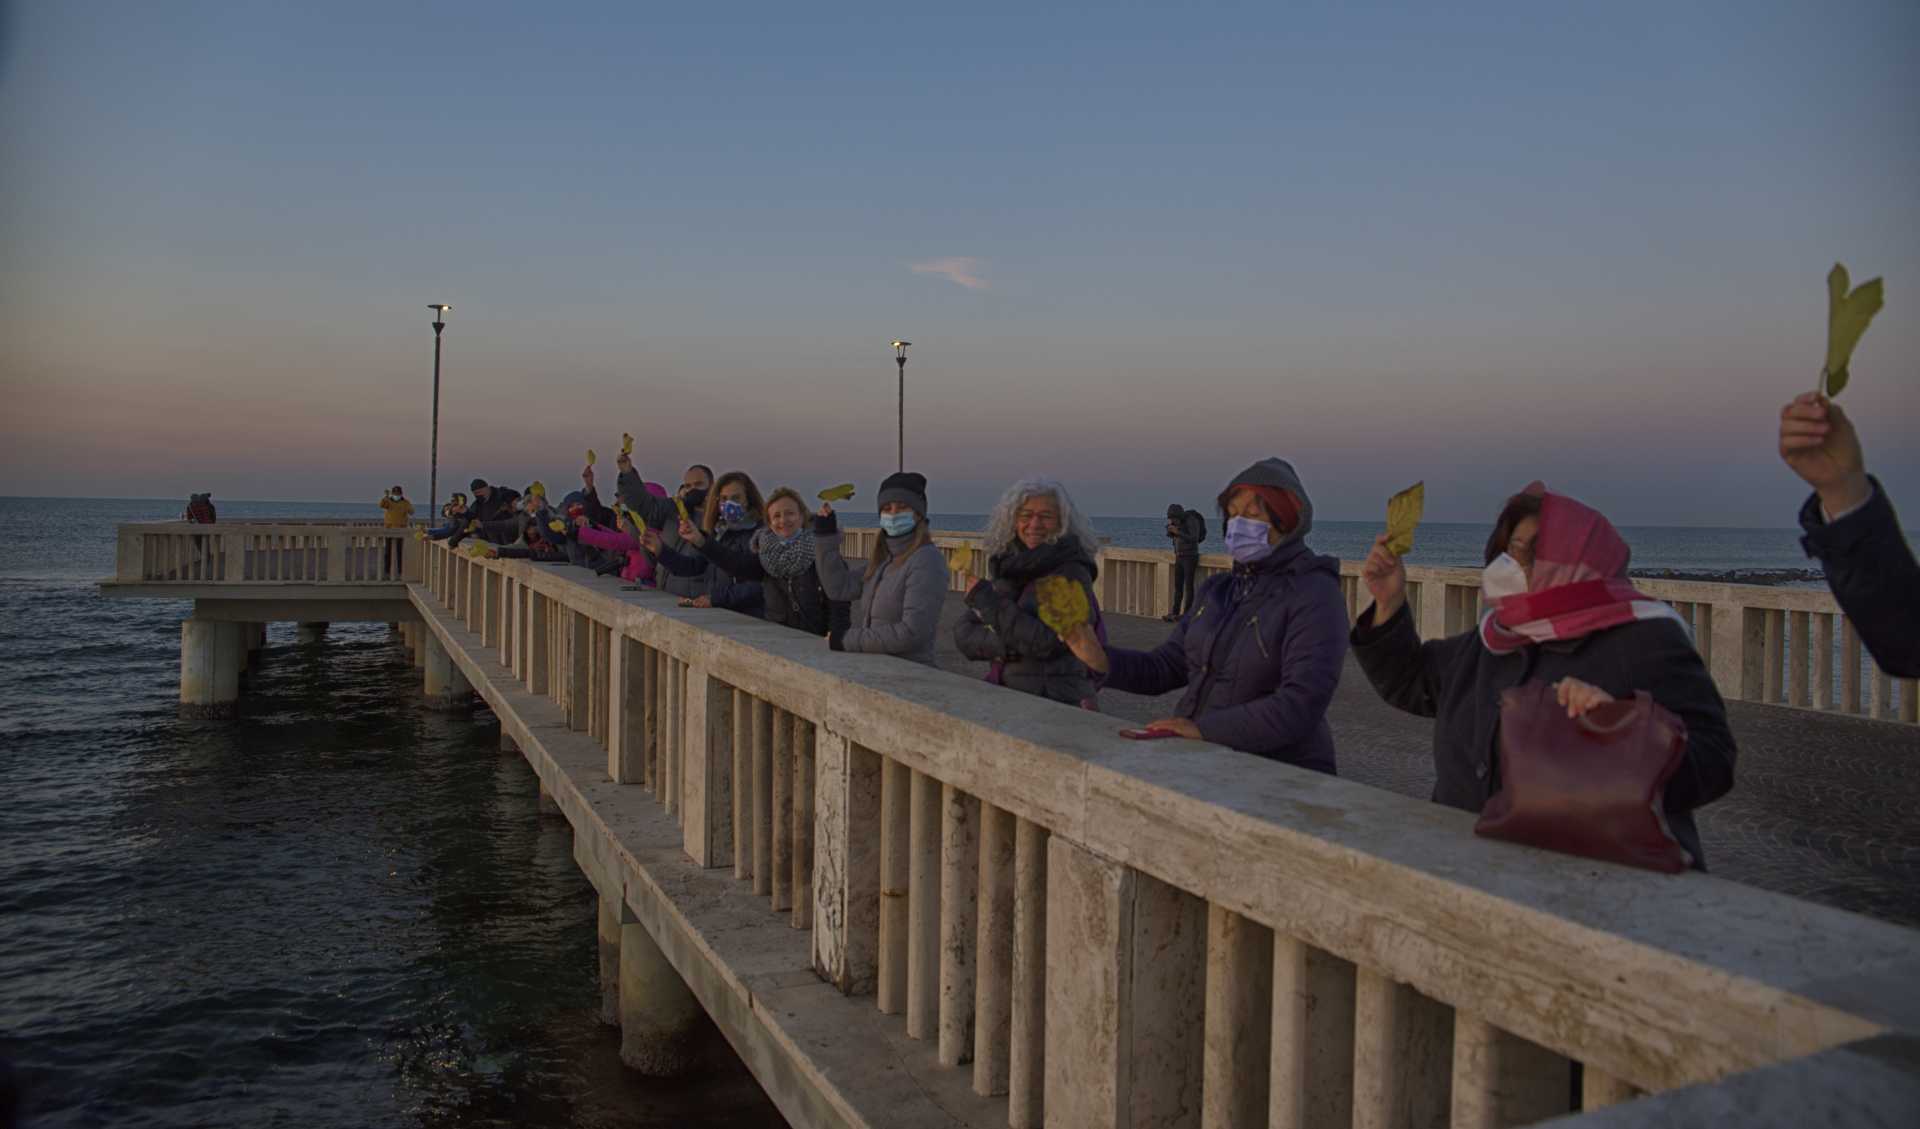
[430, 303, 451, 327]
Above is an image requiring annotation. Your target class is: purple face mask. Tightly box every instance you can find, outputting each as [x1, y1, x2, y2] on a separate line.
[1224, 516, 1276, 563]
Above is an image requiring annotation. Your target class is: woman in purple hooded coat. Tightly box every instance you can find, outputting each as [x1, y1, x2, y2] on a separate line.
[1065, 458, 1349, 773]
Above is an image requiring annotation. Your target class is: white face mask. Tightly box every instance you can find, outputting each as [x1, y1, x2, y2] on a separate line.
[1481, 552, 1528, 602]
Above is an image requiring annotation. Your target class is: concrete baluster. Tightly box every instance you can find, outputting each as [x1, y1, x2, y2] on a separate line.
[810, 730, 881, 996]
[1270, 935, 1356, 1129]
[1814, 612, 1835, 710]
[608, 636, 645, 784]
[1450, 1013, 1572, 1128]
[680, 667, 732, 868]
[1789, 610, 1812, 707]
[1352, 968, 1453, 1129]
[1203, 905, 1274, 1128]
[1008, 817, 1048, 1129]
[569, 612, 591, 733]
[752, 698, 774, 895]
[906, 768, 943, 1040]
[528, 592, 549, 696]
[972, 801, 1016, 1096]
[732, 688, 752, 879]
[938, 784, 980, 1067]
[1762, 608, 1786, 704]
[877, 758, 912, 1015]
[791, 720, 815, 931]
[1840, 618, 1861, 713]
[771, 709, 794, 912]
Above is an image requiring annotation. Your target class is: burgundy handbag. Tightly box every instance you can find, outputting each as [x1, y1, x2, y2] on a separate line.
[1474, 683, 1691, 873]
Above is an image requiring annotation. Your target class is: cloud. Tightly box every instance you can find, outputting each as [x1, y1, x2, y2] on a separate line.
[910, 257, 988, 291]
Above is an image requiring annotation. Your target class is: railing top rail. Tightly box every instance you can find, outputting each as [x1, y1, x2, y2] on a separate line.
[432, 541, 1917, 1093]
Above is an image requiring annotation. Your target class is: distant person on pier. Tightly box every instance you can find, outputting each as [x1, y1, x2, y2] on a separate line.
[955, 477, 1106, 707]
[813, 471, 947, 665]
[753, 487, 842, 636]
[1065, 458, 1347, 773]
[1163, 502, 1206, 621]
[379, 485, 414, 528]
[652, 471, 768, 616]
[1780, 392, 1919, 677]
[1351, 482, 1737, 868]
[183, 493, 217, 524]
[573, 499, 662, 584]
[425, 493, 469, 540]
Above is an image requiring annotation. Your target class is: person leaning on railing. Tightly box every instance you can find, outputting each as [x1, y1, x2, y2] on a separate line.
[752, 487, 843, 637]
[813, 472, 948, 665]
[1064, 458, 1349, 773]
[954, 476, 1107, 708]
[1780, 392, 1919, 677]
[654, 471, 768, 616]
[1351, 483, 1737, 868]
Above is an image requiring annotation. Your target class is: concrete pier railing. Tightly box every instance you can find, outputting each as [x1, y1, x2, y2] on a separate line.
[411, 537, 1920, 1129]
[838, 529, 1917, 727]
[111, 520, 419, 586]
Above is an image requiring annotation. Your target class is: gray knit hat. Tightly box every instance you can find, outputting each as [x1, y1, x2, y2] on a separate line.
[877, 471, 929, 518]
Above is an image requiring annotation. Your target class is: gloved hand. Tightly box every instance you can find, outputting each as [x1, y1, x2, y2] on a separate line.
[828, 624, 847, 652]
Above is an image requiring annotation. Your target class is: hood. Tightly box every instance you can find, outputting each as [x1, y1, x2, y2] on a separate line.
[1166, 504, 1184, 518]
[1224, 457, 1313, 542]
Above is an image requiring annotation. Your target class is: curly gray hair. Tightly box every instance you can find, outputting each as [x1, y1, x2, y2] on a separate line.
[982, 476, 1100, 559]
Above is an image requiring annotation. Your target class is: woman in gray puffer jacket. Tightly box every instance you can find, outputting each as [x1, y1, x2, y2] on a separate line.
[954, 477, 1104, 707]
[813, 471, 949, 666]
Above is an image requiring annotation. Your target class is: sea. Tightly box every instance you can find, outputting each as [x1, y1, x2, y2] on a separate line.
[0, 496, 1856, 1126]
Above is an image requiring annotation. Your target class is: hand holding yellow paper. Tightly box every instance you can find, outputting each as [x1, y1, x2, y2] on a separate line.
[673, 496, 691, 524]
[817, 483, 856, 502]
[586, 449, 598, 467]
[1823, 263, 1884, 398]
[1035, 576, 1091, 637]
[1384, 482, 1424, 558]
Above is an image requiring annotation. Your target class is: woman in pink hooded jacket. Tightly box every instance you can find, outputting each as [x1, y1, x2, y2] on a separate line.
[572, 482, 669, 585]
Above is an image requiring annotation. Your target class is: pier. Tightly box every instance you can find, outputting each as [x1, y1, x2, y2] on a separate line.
[101, 521, 1920, 1127]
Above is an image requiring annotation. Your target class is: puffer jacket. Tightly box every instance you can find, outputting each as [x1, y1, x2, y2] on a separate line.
[955, 539, 1103, 706]
[1101, 457, 1348, 772]
[660, 523, 766, 616]
[813, 517, 948, 666]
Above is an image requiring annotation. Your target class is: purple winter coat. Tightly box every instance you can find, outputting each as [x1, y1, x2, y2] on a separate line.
[1102, 538, 1348, 773]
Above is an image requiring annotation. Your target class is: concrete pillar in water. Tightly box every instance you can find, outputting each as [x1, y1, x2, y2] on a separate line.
[618, 919, 700, 1076]
[598, 892, 622, 1026]
[296, 621, 328, 644]
[180, 619, 243, 719]
[410, 624, 427, 670]
[421, 634, 472, 711]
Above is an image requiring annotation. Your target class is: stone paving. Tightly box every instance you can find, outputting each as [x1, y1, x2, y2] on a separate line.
[932, 593, 1920, 929]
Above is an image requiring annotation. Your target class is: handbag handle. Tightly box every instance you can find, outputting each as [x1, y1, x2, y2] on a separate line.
[1574, 690, 1650, 736]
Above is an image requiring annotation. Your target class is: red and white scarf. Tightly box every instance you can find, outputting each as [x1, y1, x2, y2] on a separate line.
[1479, 485, 1687, 655]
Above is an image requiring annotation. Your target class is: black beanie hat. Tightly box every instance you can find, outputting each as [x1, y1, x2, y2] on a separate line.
[1167, 503, 1184, 518]
[877, 471, 928, 518]
[470, 478, 488, 492]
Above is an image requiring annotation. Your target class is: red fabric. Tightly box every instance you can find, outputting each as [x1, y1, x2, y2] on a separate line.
[1480, 487, 1678, 653]
[1237, 485, 1300, 535]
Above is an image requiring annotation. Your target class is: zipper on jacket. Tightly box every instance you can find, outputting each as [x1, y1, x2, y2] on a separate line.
[1249, 615, 1269, 659]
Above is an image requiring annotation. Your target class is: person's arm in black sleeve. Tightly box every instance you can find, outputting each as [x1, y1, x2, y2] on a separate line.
[1800, 478, 1920, 677]
[1348, 602, 1461, 719]
[697, 533, 767, 582]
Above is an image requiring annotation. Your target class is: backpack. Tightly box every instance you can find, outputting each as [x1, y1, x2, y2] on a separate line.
[1186, 509, 1207, 543]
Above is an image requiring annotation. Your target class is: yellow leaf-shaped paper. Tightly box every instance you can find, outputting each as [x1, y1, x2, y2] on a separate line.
[673, 496, 691, 524]
[817, 483, 856, 502]
[413, 528, 426, 541]
[1384, 481, 1425, 558]
[548, 520, 566, 534]
[527, 480, 546, 498]
[944, 547, 969, 573]
[1035, 575, 1091, 637]
[1824, 263, 1884, 398]
[621, 432, 634, 455]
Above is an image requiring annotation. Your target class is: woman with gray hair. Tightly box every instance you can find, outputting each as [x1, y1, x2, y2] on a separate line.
[954, 477, 1106, 707]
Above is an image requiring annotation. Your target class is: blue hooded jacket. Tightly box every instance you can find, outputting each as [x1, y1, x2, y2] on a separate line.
[1102, 458, 1348, 773]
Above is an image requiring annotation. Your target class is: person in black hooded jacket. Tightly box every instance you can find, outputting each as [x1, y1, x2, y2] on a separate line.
[955, 477, 1105, 707]
[656, 470, 767, 617]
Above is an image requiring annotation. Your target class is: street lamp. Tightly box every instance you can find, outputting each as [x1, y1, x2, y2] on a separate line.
[892, 340, 911, 472]
[428, 304, 452, 517]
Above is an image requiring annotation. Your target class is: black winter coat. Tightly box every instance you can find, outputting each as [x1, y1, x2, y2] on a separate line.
[661, 524, 766, 617]
[954, 541, 1102, 706]
[1799, 478, 1919, 678]
[764, 559, 842, 637]
[1351, 604, 1736, 868]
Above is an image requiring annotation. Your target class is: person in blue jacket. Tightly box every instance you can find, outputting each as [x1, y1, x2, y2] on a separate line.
[1065, 457, 1349, 773]
[1780, 392, 1919, 676]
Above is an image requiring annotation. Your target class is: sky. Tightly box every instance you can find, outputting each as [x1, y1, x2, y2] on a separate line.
[2, 0, 1916, 525]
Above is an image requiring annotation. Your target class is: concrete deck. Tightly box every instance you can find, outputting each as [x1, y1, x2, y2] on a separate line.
[930, 593, 1920, 930]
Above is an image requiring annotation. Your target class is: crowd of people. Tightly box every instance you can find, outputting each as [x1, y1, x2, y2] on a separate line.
[397, 389, 1913, 871]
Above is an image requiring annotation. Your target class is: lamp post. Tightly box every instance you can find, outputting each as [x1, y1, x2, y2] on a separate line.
[428, 304, 451, 517]
[891, 340, 911, 472]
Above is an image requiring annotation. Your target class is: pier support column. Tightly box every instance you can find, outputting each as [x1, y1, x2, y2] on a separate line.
[180, 619, 243, 719]
[410, 623, 426, 670]
[598, 891, 623, 1026]
[618, 918, 700, 1076]
[422, 634, 472, 711]
[296, 621, 329, 644]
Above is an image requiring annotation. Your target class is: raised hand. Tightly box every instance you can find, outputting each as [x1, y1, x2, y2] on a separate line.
[678, 516, 705, 547]
[1779, 392, 1870, 516]
[1360, 532, 1408, 624]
